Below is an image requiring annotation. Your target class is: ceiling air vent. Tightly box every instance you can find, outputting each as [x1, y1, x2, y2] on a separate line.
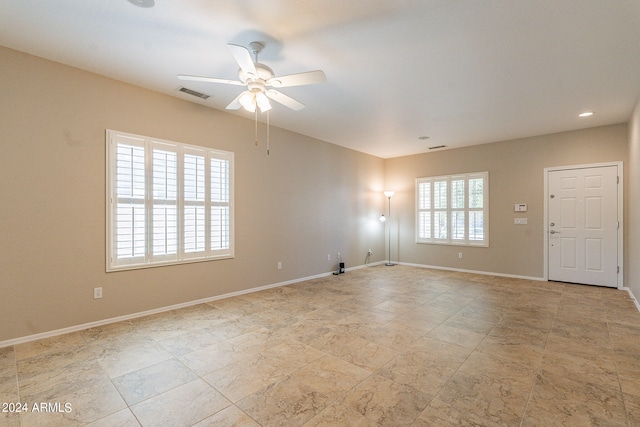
[428, 145, 446, 150]
[177, 86, 210, 100]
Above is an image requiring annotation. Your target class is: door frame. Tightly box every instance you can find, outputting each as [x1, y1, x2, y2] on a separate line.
[543, 161, 624, 289]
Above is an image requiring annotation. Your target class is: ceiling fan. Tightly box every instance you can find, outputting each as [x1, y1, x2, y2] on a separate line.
[178, 41, 326, 113]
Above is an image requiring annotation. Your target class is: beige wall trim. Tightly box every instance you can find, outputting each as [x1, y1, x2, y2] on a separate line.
[397, 262, 545, 282]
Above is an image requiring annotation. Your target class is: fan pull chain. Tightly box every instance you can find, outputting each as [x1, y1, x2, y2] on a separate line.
[267, 110, 270, 155]
[254, 108, 258, 146]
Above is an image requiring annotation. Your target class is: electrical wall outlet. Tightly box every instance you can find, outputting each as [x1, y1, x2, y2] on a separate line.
[368, 249, 372, 255]
[327, 254, 331, 261]
[93, 287, 103, 299]
[277, 261, 282, 270]
[458, 252, 463, 259]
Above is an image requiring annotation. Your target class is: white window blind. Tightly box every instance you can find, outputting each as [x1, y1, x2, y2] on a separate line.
[416, 172, 488, 246]
[107, 130, 234, 271]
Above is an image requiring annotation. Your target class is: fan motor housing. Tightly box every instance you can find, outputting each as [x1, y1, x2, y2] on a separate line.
[247, 80, 265, 93]
[239, 63, 274, 83]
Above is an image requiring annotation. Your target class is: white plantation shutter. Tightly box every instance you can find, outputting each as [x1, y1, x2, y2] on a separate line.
[210, 157, 230, 251]
[107, 130, 234, 271]
[416, 172, 488, 246]
[114, 137, 146, 263]
[183, 151, 206, 255]
[152, 144, 178, 262]
[451, 178, 465, 242]
[468, 176, 485, 242]
[433, 180, 448, 241]
[417, 181, 431, 240]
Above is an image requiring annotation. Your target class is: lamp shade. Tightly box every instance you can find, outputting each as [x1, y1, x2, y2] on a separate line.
[384, 190, 395, 198]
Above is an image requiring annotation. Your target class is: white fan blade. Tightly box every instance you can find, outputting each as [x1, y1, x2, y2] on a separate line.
[228, 44, 257, 78]
[266, 90, 305, 111]
[268, 70, 326, 88]
[177, 74, 244, 86]
[226, 91, 247, 110]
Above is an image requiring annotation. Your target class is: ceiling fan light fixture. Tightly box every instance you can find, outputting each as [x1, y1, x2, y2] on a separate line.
[256, 92, 272, 112]
[239, 91, 256, 112]
[178, 41, 325, 114]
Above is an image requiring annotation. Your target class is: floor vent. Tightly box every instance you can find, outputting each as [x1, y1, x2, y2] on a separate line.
[177, 86, 210, 99]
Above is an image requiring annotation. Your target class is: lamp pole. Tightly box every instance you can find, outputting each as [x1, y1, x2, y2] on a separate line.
[384, 191, 395, 266]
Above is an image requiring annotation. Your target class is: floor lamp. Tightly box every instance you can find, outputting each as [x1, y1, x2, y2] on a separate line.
[380, 190, 395, 266]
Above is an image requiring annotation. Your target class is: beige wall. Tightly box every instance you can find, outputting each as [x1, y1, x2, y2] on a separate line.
[0, 46, 386, 342]
[1, 45, 636, 344]
[385, 125, 629, 279]
[628, 97, 640, 300]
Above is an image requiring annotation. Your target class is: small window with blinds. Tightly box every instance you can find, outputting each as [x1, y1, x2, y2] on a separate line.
[107, 130, 234, 271]
[416, 172, 488, 246]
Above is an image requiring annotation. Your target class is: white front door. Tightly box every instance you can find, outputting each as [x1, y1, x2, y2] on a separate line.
[548, 165, 619, 287]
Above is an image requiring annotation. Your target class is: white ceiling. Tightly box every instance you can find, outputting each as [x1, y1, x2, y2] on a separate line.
[2, 1, 640, 159]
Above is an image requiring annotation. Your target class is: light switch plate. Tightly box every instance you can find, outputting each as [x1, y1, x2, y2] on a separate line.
[514, 218, 528, 225]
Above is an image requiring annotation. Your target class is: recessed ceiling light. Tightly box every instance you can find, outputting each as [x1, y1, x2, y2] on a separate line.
[578, 111, 594, 117]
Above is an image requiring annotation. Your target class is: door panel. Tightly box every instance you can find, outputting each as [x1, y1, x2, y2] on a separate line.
[548, 166, 618, 287]
[561, 198, 576, 228]
[585, 197, 602, 229]
[560, 237, 576, 269]
[585, 238, 602, 271]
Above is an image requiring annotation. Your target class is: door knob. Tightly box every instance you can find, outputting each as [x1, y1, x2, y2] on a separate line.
[550, 230, 560, 234]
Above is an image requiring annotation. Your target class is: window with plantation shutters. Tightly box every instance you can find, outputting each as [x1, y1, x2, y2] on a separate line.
[107, 130, 234, 271]
[416, 172, 488, 246]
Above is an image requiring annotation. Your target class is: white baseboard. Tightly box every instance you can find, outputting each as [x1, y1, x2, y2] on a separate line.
[0, 267, 354, 348]
[621, 287, 640, 312]
[401, 261, 640, 313]
[5, 262, 635, 348]
[397, 261, 546, 282]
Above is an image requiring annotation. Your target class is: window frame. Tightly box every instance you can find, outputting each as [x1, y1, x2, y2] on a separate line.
[106, 130, 234, 271]
[415, 171, 489, 247]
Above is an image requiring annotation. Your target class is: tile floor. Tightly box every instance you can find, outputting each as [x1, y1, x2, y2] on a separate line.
[1, 265, 640, 426]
